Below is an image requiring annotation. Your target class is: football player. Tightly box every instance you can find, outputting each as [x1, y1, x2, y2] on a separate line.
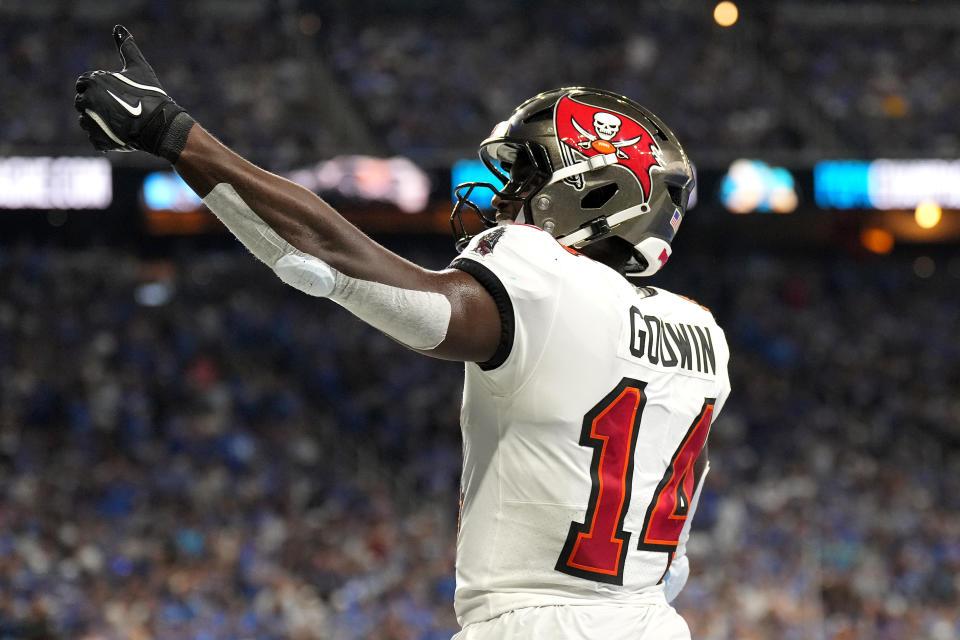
[75, 26, 730, 640]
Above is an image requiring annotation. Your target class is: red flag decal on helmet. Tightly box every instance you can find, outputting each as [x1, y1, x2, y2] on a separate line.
[555, 94, 662, 199]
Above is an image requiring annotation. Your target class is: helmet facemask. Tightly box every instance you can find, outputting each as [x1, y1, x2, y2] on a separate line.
[451, 141, 552, 251]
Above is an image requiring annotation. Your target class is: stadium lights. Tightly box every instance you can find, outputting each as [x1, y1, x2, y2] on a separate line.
[451, 159, 497, 208]
[142, 156, 431, 218]
[815, 159, 960, 210]
[719, 159, 797, 214]
[288, 156, 430, 213]
[142, 171, 202, 212]
[0, 156, 112, 209]
[860, 228, 894, 254]
[914, 201, 942, 229]
[714, 1, 739, 27]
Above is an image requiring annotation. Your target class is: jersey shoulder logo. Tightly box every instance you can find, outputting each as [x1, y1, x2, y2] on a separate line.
[473, 226, 506, 256]
[554, 94, 662, 198]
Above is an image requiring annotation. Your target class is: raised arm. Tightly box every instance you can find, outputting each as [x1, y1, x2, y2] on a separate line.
[75, 26, 499, 363]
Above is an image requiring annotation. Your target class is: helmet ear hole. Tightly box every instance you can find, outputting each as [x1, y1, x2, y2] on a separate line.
[580, 183, 619, 209]
[666, 184, 684, 208]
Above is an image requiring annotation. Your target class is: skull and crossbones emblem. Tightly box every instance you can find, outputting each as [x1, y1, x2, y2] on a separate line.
[571, 111, 643, 159]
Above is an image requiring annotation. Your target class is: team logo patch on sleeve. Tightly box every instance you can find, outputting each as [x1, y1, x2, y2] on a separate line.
[473, 226, 506, 256]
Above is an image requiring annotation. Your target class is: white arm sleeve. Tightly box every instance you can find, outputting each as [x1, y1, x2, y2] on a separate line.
[328, 271, 451, 350]
[203, 183, 338, 295]
[202, 183, 451, 350]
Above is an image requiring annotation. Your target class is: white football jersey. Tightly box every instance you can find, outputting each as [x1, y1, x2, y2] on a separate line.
[449, 224, 731, 627]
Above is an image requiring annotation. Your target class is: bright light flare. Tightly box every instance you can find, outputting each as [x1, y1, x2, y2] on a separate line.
[861, 228, 894, 254]
[914, 201, 942, 229]
[714, 1, 739, 27]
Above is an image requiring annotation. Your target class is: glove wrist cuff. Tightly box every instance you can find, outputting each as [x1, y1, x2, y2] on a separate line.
[157, 111, 196, 163]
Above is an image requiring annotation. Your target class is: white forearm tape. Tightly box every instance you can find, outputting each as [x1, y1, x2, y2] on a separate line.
[202, 183, 451, 350]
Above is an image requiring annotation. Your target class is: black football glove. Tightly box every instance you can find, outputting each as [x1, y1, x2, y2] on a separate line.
[74, 25, 195, 162]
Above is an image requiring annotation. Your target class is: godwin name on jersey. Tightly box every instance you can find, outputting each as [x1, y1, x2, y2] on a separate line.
[449, 224, 731, 627]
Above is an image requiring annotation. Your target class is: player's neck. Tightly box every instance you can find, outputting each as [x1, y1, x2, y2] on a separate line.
[579, 237, 635, 276]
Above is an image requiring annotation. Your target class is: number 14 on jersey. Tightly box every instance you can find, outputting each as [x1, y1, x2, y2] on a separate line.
[555, 378, 715, 585]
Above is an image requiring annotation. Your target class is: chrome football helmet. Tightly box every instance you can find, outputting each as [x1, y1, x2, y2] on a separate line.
[451, 87, 694, 277]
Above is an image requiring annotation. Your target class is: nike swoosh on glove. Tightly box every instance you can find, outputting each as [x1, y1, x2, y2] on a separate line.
[74, 25, 195, 162]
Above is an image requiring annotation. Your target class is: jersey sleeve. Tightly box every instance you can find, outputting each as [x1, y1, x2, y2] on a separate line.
[449, 224, 565, 390]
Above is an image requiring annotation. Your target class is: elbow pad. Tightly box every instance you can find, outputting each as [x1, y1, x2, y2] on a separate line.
[202, 183, 451, 350]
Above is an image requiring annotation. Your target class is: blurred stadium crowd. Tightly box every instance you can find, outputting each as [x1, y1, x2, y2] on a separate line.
[2, 0, 960, 638]
[0, 243, 958, 639]
[3, 0, 959, 168]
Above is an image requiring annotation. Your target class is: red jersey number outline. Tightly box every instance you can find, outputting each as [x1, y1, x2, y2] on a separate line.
[556, 377, 714, 585]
